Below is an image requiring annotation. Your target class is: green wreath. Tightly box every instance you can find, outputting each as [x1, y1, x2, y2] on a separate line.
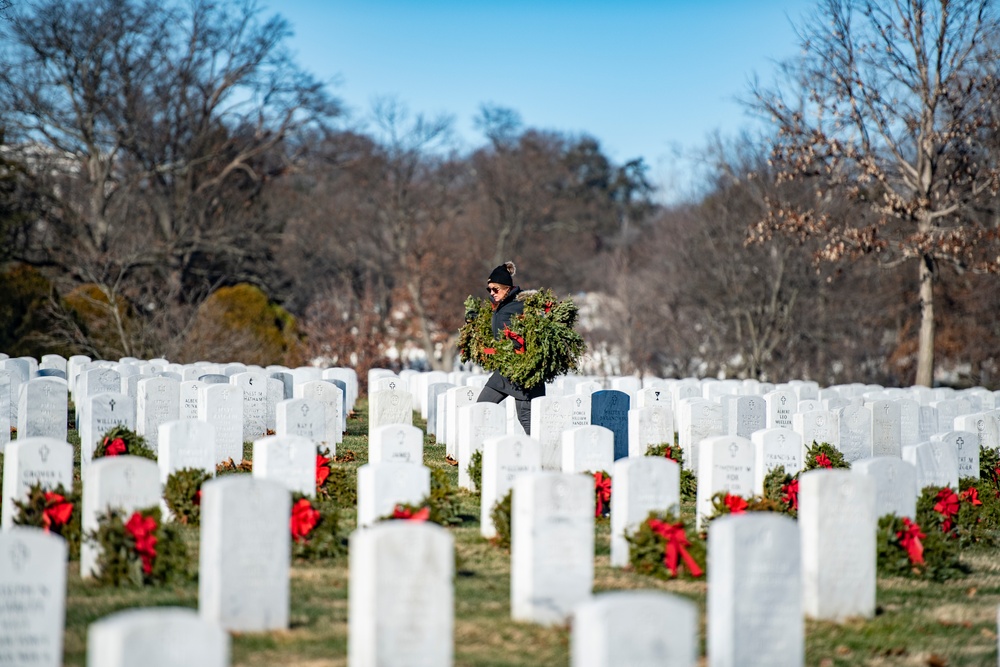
[457, 288, 586, 390]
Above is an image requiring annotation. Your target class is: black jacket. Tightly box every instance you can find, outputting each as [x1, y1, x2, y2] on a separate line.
[485, 287, 544, 400]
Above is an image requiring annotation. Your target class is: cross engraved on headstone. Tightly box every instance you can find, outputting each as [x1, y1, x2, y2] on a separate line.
[389, 382, 396, 390]
[883, 405, 890, 415]
[575, 398, 582, 408]
[957, 437, 965, 447]
[43, 383, 52, 397]
[933, 447, 942, 463]
[301, 404, 309, 416]
[39, 444, 51, 462]
[9, 541, 28, 572]
[780, 395, 787, 405]
[124, 465, 135, 486]
[729, 442, 738, 458]
[467, 390, 475, 400]
[109, 399, 117, 412]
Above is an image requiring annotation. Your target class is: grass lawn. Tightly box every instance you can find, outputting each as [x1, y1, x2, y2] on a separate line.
[14, 401, 1000, 666]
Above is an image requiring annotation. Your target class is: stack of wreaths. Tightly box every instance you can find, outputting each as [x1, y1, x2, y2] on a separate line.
[457, 287, 586, 390]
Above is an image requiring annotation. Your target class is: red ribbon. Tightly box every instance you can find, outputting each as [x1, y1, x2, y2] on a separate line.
[502, 325, 526, 354]
[125, 512, 158, 575]
[482, 347, 496, 355]
[814, 453, 832, 469]
[896, 517, 926, 565]
[647, 518, 703, 578]
[781, 478, 799, 511]
[960, 487, 983, 507]
[105, 437, 126, 456]
[662, 446, 678, 463]
[316, 454, 331, 488]
[723, 493, 748, 514]
[290, 498, 321, 543]
[42, 492, 73, 532]
[593, 472, 612, 517]
[933, 488, 960, 533]
[391, 505, 430, 521]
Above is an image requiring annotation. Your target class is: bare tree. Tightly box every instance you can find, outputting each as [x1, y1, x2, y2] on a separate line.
[752, 0, 1000, 386]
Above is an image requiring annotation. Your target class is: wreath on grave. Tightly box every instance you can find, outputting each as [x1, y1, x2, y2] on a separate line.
[762, 466, 799, 518]
[13, 481, 82, 559]
[490, 490, 513, 550]
[163, 468, 212, 526]
[589, 470, 612, 519]
[290, 494, 349, 561]
[93, 425, 156, 461]
[216, 457, 253, 475]
[626, 509, 705, 580]
[803, 442, 849, 471]
[381, 503, 431, 522]
[645, 442, 697, 500]
[916, 484, 993, 549]
[457, 289, 586, 390]
[315, 448, 334, 497]
[979, 446, 1000, 497]
[467, 449, 483, 494]
[959, 476, 1000, 537]
[702, 491, 782, 534]
[88, 506, 192, 586]
[876, 514, 966, 581]
[427, 468, 463, 526]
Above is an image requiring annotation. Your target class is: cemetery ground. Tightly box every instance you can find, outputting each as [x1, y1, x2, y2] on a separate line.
[8, 403, 1000, 666]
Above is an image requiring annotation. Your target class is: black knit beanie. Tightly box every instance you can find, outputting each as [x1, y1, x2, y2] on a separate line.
[487, 261, 516, 286]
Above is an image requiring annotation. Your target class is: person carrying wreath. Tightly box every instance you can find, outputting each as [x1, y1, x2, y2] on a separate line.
[469, 261, 545, 435]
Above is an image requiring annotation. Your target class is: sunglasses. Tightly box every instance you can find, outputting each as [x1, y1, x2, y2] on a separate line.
[488, 286, 505, 294]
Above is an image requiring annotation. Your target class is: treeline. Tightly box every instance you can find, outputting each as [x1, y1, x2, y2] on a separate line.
[1, 0, 999, 388]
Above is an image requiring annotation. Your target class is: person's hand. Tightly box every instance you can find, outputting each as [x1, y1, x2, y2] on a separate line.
[465, 308, 477, 323]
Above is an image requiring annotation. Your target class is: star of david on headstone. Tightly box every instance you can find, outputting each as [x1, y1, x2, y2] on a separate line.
[39, 444, 51, 462]
[9, 541, 28, 572]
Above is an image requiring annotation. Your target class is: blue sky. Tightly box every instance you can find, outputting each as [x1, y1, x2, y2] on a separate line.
[276, 0, 816, 200]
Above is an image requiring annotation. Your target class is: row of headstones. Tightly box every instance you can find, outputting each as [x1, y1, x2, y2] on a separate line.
[0, 356, 363, 460]
[2, 468, 909, 667]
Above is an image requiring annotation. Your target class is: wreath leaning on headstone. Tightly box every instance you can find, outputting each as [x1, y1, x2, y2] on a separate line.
[13, 481, 82, 559]
[93, 425, 156, 462]
[457, 288, 586, 390]
[163, 468, 212, 526]
[87, 506, 192, 586]
[626, 509, 705, 581]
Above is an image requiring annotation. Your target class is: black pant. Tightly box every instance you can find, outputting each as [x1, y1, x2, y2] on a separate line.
[477, 384, 534, 435]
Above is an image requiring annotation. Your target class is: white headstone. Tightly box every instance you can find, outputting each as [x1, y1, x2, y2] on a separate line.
[17, 378, 68, 442]
[902, 441, 959, 491]
[868, 400, 901, 457]
[158, 420, 216, 487]
[627, 405, 675, 457]
[751, 428, 803, 494]
[480, 435, 542, 538]
[179, 381, 205, 421]
[229, 372, 268, 443]
[369, 423, 423, 464]
[275, 398, 327, 446]
[457, 403, 506, 491]
[792, 410, 840, 450]
[1, 437, 74, 529]
[197, 385, 244, 464]
[81, 456, 161, 578]
[799, 470, 876, 621]
[348, 522, 453, 667]
[677, 398, 723, 473]
[252, 434, 317, 498]
[531, 394, 591, 470]
[838, 405, 873, 462]
[936, 430, 979, 480]
[368, 384, 413, 437]
[726, 396, 765, 439]
[356, 462, 431, 528]
[610, 456, 681, 567]
[294, 380, 344, 446]
[444, 386, 481, 456]
[511, 472, 593, 625]
[764, 390, 797, 430]
[571, 591, 697, 667]
[708, 513, 803, 667]
[86, 607, 229, 667]
[199, 476, 290, 631]
[136, 376, 180, 453]
[954, 412, 1000, 453]
[0, 528, 67, 667]
[853, 457, 918, 519]
[561, 425, 614, 475]
[79, 393, 135, 468]
[695, 436, 755, 531]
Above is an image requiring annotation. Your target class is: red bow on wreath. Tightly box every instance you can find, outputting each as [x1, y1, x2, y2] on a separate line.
[42, 492, 73, 532]
[291, 498, 321, 543]
[105, 437, 126, 456]
[391, 505, 430, 522]
[814, 452, 832, 469]
[723, 493, 748, 514]
[647, 518, 703, 578]
[593, 472, 612, 517]
[896, 517, 926, 565]
[125, 512, 158, 575]
[960, 487, 983, 507]
[502, 325, 525, 354]
[316, 454, 331, 488]
[781, 478, 799, 511]
[933, 488, 960, 533]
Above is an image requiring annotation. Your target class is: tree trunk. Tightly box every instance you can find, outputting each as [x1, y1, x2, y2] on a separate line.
[915, 254, 935, 387]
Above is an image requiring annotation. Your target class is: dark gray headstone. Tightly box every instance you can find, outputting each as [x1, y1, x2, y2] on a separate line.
[36, 369, 67, 380]
[591, 390, 631, 460]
